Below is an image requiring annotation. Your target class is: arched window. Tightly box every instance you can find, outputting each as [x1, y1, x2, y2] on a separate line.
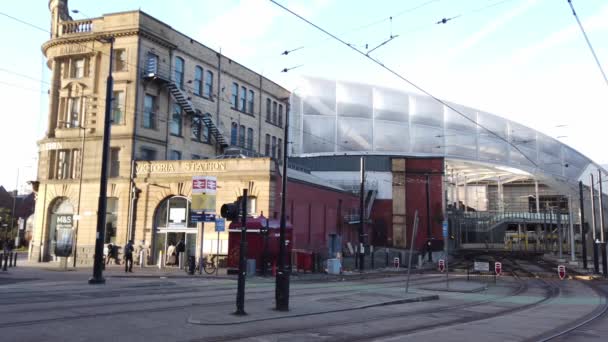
[194, 66, 203, 95]
[174, 57, 185, 90]
[247, 128, 254, 150]
[230, 122, 238, 146]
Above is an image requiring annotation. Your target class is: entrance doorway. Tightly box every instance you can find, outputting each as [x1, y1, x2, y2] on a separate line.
[46, 197, 74, 261]
[153, 196, 197, 267]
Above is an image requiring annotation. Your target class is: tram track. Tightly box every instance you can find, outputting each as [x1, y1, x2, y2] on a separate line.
[0, 275, 452, 328]
[196, 276, 527, 342]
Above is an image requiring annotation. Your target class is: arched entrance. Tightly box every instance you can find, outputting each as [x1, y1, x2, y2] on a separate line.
[152, 196, 197, 266]
[46, 197, 74, 261]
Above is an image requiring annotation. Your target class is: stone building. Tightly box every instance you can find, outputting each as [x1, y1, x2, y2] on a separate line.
[32, 1, 291, 265]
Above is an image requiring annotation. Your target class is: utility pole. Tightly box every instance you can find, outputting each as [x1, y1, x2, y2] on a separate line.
[579, 181, 588, 269]
[89, 37, 114, 285]
[426, 174, 432, 262]
[235, 189, 248, 315]
[598, 170, 608, 277]
[359, 156, 365, 271]
[275, 100, 290, 311]
[590, 173, 599, 274]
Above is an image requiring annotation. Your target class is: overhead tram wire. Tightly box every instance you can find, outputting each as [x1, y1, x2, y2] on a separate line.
[269, 0, 538, 168]
[281, 0, 440, 57]
[566, 0, 608, 90]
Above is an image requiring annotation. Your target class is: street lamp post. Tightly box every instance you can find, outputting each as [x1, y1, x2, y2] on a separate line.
[89, 36, 114, 285]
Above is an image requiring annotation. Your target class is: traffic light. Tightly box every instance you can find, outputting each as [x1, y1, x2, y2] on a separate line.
[220, 200, 241, 220]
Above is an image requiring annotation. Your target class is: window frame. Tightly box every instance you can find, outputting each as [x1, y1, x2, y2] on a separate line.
[170, 150, 182, 160]
[247, 89, 255, 114]
[194, 66, 203, 96]
[266, 98, 271, 122]
[265, 134, 270, 156]
[204, 70, 213, 98]
[230, 122, 238, 146]
[170, 103, 183, 137]
[112, 49, 127, 72]
[174, 56, 185, 90]
[112, 90, 125, 125]
[247, 127, 254, 150]
[143, 94, 156, 130]
[231, 82, 239, 108]
[240, 86, 247, 112]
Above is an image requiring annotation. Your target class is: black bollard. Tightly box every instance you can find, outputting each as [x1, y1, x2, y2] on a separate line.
[12, 252, 17, 267]
[371, 249, 375, 269]
[2, 253, 7, 271]
[8, 252, 13, 267]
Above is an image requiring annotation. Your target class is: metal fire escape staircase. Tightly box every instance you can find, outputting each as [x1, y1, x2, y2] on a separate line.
[144, 66, 228, 148]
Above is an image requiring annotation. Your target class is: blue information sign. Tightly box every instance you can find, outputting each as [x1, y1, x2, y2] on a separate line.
[191, 212, 216, 223]
[215, 218, 225, 232]
[442, 220, 448, 238]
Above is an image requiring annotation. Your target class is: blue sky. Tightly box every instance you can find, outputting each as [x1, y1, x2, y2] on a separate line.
[0, 0, 607, 192]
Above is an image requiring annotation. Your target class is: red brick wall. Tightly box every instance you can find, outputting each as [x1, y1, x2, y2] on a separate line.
[274, 175, 359, 253]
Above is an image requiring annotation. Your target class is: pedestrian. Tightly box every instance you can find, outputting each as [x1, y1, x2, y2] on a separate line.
[175, 239, 185, 269]
[105, 243, 113, 265]
[166, 243, 176, 266]
[124, 240, 134, 272]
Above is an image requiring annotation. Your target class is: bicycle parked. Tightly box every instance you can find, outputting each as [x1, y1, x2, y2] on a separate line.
[186, 255, 218, 275]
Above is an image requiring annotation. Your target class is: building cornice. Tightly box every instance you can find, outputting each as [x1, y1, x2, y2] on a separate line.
[41, 29, 140, 56]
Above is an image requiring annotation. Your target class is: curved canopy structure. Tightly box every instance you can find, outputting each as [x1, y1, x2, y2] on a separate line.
[290, 77, 600, 193]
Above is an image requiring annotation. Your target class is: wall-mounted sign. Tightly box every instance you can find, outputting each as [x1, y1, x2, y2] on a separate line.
[191, 176, 217, 212]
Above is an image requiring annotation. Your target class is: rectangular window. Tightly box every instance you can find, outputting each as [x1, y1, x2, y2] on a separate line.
[239, 125, 246, 147]
[192, 154, 201, 160]
[143, 95, 156, 129]
[202, 123, 210, 143]
[271, 136, 277, 158]
[170, 150, 182, 160]
[247, 90, 254, 114]
[240, 86, 247, 112]
[247, 128, 254, 150]
[71, 58, 85, 78]
[230, 122, 238, 146]
[194, 66, 203, 96]
[231, 82, 238, 108]
[204, 70, 213, 98]
[278, 138, 283, 163]
[66, 97, 81, 128]
[174, 57, 185, 90]
[266, 98, 271, 121]
[265, 134, 270, 156]
[53, 149, 72, 180]
[170, 103, 182, 136]
[112, 91, 125, 125]
[113, 49, 127, 72]
[109, 147, 120, 178]
[191, 115, 202, 141]
[140, 147, 156, 161]
[146, 53, 159, 75]
[278, 104, 283, 127]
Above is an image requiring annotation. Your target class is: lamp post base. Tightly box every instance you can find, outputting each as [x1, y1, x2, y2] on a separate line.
[275, 270, 290, 311]
[88, 277, 106, 285]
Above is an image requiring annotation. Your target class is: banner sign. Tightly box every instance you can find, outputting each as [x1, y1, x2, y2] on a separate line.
[191, 176, 217, 212]
[54, 214, 74, 257]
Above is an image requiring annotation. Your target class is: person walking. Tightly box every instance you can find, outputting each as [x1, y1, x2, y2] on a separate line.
[175, 239, 185, 269]
[124, 240, 134, 273]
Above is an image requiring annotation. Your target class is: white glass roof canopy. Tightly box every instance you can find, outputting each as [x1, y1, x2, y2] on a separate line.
[290, 77, 602, 194]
